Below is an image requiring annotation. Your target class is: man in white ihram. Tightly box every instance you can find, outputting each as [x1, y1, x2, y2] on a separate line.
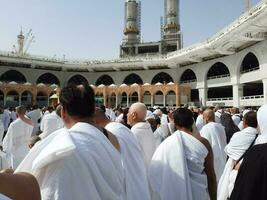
[149, 108, 217, 200]
[127, 102, 156, 170]
[93, 108, 151, 200]
[3, 106, 33, 169]
[200, 108, 227, 182]
[16, 84, 124, 200]
[27, 105, 41, 136]
[39, 105, 63, 139]
[218, 111, 258, 200]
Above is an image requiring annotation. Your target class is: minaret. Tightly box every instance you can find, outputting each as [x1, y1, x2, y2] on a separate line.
[123, 0, 140, 45]
[17, 29, 25, 56]
[163, 0, 181, 50]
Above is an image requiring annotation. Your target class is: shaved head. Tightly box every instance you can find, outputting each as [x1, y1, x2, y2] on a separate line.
[203, 108, 215, 123]
[128, 102, 147, 127]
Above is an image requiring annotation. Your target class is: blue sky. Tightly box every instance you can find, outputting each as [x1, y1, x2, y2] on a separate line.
[0, 0, 259, 59]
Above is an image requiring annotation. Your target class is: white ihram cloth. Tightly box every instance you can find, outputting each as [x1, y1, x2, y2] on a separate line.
[217, 127, 258, 200]
[256, 105, 267, 145]
[0, 151, 9, 170]
[105, 122, 151, 200]
[3, 118, 33, 169]
[0, 194, 11, 200]
[196, 114, 204, 132]
[200, 122, 227, 182]
[215, 110, 222, 123]
[131, 122, 156, 169]
[154, 124, 170, 147]
[40, 111, 64, 139]
[232, 114, 241, 126]
[149, 131, 209, 200]
[16, 123, 124, 200]
[27, 109, 41, 136]
[2, 110, 10, 132]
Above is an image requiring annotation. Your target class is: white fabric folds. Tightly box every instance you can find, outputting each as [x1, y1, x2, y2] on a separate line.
[149, 131, 209, 200]
[218, 127, 258, 200]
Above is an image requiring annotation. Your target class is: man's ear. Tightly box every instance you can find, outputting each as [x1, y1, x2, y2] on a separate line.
[132, 112, 137, 121]
[61, 107, 66, 121]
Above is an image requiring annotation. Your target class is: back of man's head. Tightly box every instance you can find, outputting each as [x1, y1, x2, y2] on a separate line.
[59, 84, 95, 118]
[243, 111, 257, 128]
[16, 106, 26, 116]
[203, 108, 215, 123]
[129, 102, 147, 121]
[173, 108, 193, 130]
[32, 105, 38, 110]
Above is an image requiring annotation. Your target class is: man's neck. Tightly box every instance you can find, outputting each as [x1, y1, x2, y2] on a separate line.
[65, 118, 93, 129]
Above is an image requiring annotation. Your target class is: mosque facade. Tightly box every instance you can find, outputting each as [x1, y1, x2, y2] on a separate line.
[0, 1, 267, 108]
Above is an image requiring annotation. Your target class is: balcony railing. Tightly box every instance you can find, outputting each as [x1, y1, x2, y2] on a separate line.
[207, 97, 233, 101]
[180, 79, 197, 84]
[241, 95, 264, 100]
[240, 67, 260, 74]
[207, 74, 230, 80]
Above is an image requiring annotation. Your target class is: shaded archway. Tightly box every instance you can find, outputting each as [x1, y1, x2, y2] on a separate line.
[67, 75, 88, 85]
[96, 75, 114, 86]
[154, 91, 164, 106]
[108, 93, 116, 108]
[0, 70, 26, 83]
[6, 91, 19, 107]
[123, 73, 143, 85]
[166, 91, 176, 107]
[121, 92, 128, 107]
[207, 62, 230, 79]
[208, 86, 233, 99]
[21, 91, 33, 106]
[36, 92, 48, 107]
[191, 89, 199, 102]
[180, 69, 197, 83]
[241, 52, 260, 73]
[144, 91, 151, 106]
[129, 92, 138, 105]
[37, 73, 60, 86]
[151, 72, 173, 84]
[95, 93, 104, 107]
[0, 90, 4, 107]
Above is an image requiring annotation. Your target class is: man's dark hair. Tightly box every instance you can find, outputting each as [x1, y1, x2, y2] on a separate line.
[100, 105, 106, 113]
[59, 84, 95, 118]
[173, 108, 193, 130]
[32, 105, 39, 110]
[243, 111, 258, 128]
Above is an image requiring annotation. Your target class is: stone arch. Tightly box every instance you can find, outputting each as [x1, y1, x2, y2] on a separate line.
[0, 70, 27, 83]
[151, 72, 174, 84]
[129, 91, 138, 105]
[96, 75, 114, 86]
[240, 52, 260, 73]
[143, 91, 152, 106]
[180, 69, 197, 83]
[6, 90, 19, 107]
[123, 73, 143, 85]
[154, 91, 164, 106]
[121, 92, 128, 107]
[67, 74, 88, 85]
[21, 90, 33, 106]
[36, 91, 48, 107]
[166, 90, 176, 107]
[36, 73, 60, 86]
[207, 62, 230, 79]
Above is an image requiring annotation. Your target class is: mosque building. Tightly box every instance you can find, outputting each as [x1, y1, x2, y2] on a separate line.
[0, 0, 267, 108]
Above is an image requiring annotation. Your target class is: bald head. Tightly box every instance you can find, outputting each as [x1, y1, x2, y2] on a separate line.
[203, 108, 215, 124]
[127, 103, 147, 127]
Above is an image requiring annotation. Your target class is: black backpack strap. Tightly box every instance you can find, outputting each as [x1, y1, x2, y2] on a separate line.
[102, 128, 109, 139]
[233, 134, 258, 169]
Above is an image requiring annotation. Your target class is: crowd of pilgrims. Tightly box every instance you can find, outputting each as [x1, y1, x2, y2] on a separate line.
[0, 83, 266, 199]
